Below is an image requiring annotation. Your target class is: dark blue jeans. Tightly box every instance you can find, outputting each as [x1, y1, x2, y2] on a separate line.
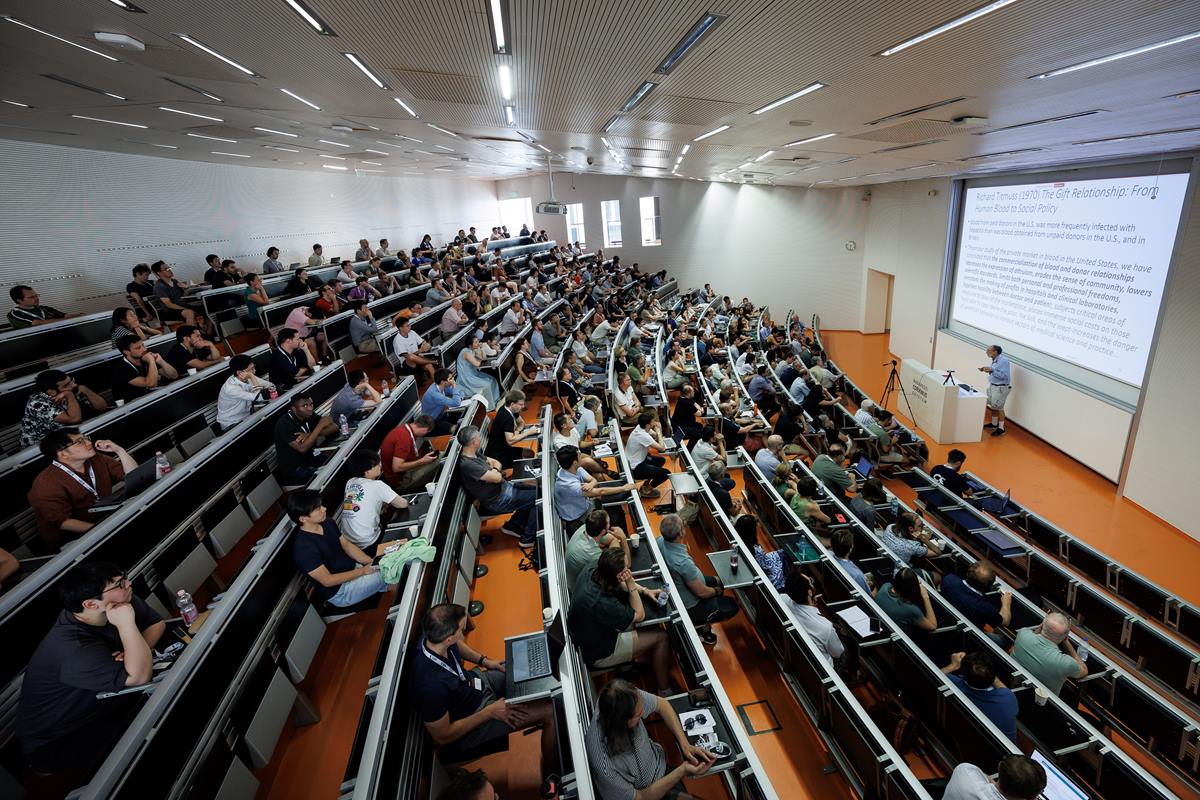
[485, 481, 539, 539]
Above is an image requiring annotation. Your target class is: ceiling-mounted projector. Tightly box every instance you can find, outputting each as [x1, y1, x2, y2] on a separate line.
[536, 201, 568, 215]
[94, 31, 144, 50]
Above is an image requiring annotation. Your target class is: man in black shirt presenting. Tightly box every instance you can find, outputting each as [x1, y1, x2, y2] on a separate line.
[17, 561, 164, 777]
[930, 449, 973, 498]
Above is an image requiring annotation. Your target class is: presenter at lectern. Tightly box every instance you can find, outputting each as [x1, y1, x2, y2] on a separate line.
[978, 345, 1011, 437]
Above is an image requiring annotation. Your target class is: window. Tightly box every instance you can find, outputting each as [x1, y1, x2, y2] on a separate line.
[601, 199, 622, 247]
[498, 196, 533, 238]
[566, 203, 586, 247]
[639, 195, 662, 246]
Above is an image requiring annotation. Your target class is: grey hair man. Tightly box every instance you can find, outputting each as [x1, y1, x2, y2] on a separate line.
[1010, 611, 1087, 695]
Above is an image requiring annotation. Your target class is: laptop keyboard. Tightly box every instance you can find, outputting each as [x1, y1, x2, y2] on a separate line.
[513, 637, 550, 680]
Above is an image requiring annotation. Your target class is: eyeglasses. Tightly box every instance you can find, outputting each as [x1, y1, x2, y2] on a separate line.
[59, 435, 92, 451]
[101, 575, 130, 595]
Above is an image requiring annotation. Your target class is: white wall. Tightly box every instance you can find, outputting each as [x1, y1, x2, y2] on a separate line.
[858, 178, 953, 363]
[0, 139, 499, 314]
[494, 172, 869, 329]
[1123, 161, 1200, 540]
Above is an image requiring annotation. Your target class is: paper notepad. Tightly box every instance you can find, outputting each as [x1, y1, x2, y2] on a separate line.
[593, 444, 614, 457]
[835, 606, 876, 638]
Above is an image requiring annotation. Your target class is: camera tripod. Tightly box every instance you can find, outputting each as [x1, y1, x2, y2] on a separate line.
[881, 358, 916, 422]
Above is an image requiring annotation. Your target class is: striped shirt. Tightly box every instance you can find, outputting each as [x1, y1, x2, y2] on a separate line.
[8, 305, 65, 329]
[585, 688, 667, 800]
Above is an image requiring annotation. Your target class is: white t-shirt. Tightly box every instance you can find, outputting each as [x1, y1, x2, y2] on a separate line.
[552, 428, 581, 450]
[692, 440, 720, 477]
[943, 764, 1005, 800]
[613, 385, 637, 414]
[392, 330, 426, 358]
[781, 598, 844, 666]
[340, 477, 398, 547]
[626, 426, 656, 469]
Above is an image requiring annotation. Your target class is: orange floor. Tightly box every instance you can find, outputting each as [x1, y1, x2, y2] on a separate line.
[819, 330, 1200, 608]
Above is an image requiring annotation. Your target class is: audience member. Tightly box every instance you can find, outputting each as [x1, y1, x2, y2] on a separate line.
[380, 414, 439, 490]
[1011, 611, 1088, 695]
[216, 354, 271, 432]
[942, 651, 1019, 742]
[754, 434, 784, 475]
[165, 325, 221, 374]
[586, 678, 715, 800]
[16, 562, 164, 776]
[734, 515, 786, 590]
[944, 755, 1046, 800]
[20, 370, 107, 448]
[110, 305, 161, 347]
[349, 301, 379, 354]
[8, 285, 70, 328]
[151, 262, 199, 327]
[455, 338, 501, 408]
[627, 411, 670, 499]
[411, 604, 557, 779]
[392, 317, 437, 383]
[810, 444, 856, 498]
[875, 568, 937, 637]
[308, 243, 325, 267]
[780, 571, 844, 666]
[931, 449, 974, 498]
[339, 450, 409, 548]
[612, 372, 642, 423]
[848, 477, 886, 530]
[690, 425, 732, 489]
[29, 429, 136, 546]
[830, 530, 872, 594]
[111, 335, 178, 403]
[269, 328, 315, 390]
[553, 446, 635, 532]
[486, 389, 539, 470]
[880, 510, 942, 567]
[456, 425, 538, 544]
[274, 392, 337, 485]
[942, 561, 1012, 646]
[330, 369, 381, 423]
[421, 369, 466, 435]
[659, 514, 739, 645]
[436, 768, 496, 800]
[262, 246, 285, 274]
[375, 238, 393, 257]
[289, 489, 393, 608]
[243, 273, 270, 327]
[565, 508, 629, 587]
[126, 264, 157, 321]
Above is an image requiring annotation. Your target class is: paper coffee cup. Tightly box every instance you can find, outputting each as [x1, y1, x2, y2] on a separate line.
[1034, 687, 1049, 706]
[188, 368, 197, 376]
[425, 482, 437, 495]
[629, 534, 640, 549]
[115, 399, 125, 407]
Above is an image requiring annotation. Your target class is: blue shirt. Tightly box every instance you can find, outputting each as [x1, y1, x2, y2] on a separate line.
[989, 354, 1011, 385]
[554, 467, 591, 522]
[789, 376, 811, 403]
[748, 375, 772, 403]
[837, 557, 872, 594]
[421, 383, 465, 419]
[940, 574, 1002, 629]
[949, 675, 1018, 741]
[531, 330, 550, 360]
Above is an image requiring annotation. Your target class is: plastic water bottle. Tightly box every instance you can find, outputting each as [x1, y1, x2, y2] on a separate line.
[176, 589, 198, 625]
[890, 497, 899, 517]
[1077, 637, 1090, 662]
[729, 549, 739, 574]
[381, 379, 391, 398]
[154, 451, 172, 480]
[339, 414, 350, 436]
[657, 581, 671, 607]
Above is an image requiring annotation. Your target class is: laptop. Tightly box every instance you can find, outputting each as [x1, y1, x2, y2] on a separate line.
[981, 489, 1011, 515]
[510, 611, 566, 684]
[1029, 751, 1089, 800]
[89, 458, 159, 514]
[854, 456, 873, 480]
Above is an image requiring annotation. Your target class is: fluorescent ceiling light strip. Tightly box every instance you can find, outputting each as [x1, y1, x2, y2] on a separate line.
[175, 33, 257, 76]
[1032, 30, 1200, 78]
[433, 144, 454, 151]
[360, 169, 383, 173]
[504, 105, 514, 125]
[322, 164, 348, 170]
[655, 13, 722, 74]
[405, 171, 424, 175]
[878, 0, 1021, 56]
[162, 77, 223, 103]
[319, 154, 345, 160]
[159, 106, 224, 122]
[395, 134, 422, 142]
[675, 156, 683, 164]
[826, 156, 857, 165]
[621, 81, 657, 112]
[535, 143, 551, 153]
[109, 0, 129, 7]
[281, 88, 320, 110]
[149, 143, 177, 149]
[433, 166, 453, 171]
[602, 115, 621, 133]
[600, 136, 613, 148]
[187, 132, 237, 143]
[263, 145, 300, 152]
[362, 161, 382, 166]
[343, 52, 388, 89]
[898, 163, 935, 170]
[861, 172, 886, 177]
[364, 148, 388, 155]
[737, 161, 753, 169]
[374, 141, 403, 149]
[785, 132, 836, 147]
[3, 16, 120, 61]
[412, 149, 434, 155]
[498, 64, 513, 101]
[489, 0, 508, 53]
[680, 144, 690, 155]
[754, 150, 774, 162]
[752, 82, 826, 114]
[212, 151, 249, 158]
[254, 126, 298, 137]
[693, 124, 730, 141]
[978, 109, 1104, 134]
[319, 138, 350, 147]
[394, 98, 419, 118]
[427, 123, 459, 137]
[3, 99, 31, 108]
[283, 0, 335, 35]
[1073, 126, 1200, 145]
[71, 114, 146, 128]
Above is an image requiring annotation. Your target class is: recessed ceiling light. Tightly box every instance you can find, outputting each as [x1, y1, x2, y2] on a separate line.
[693, 125, 730, 142]
[159, 106, 224, 122]
[897, 163, 936, 170]
[405, 171, 424, 175]
[359, 169, 383, 173]
[535, 143, 551, 153]
[785, 132, 836, 147]
[825, 156, 857, 165]
[281, 88, 320, 110]
[361, 161, 382, 166]
[395, 134, 422, 143]
[487, 0, 510, 54]
[3, 16, 120, 61]
[364, 148, 388, 155]
[319, 154, 346, 160]
[71, 114, 147, 128]
[977, 109, 1106, 134]
[254, 126, 298, 137]
[861, 172, 887, 177]
[162, 77, 224, 103]
[602, 115, 621, 133]
[600, 136, 613, 149]
[655, 13, 724, 74]
[1031, 30, 1200, 79]
[108, 0, 146, 10]
[427, 123, 459, 137]
[263, 144, 300, 152]
[149, 143, 178, 149]
[187, 132, 237, 143]
[433, 144, 454, 152]
[498, 64, 513, 101]
[343, 52, 389, 89]
[674, 156, 683, 164]
[433, 166, 453, 171]
[960, 147, 1042, 161]
[754, 150, 775, 162]
[680, 144, 691, 155]
[1073, 126, 1200, 146]
[322, 164, 348, 170]
[43, 73, 127, 99]
[815, 180, 834, 184]
[373, 141, 402, 149]
[877, 0, 1021, 56]
[620, 81, 657, 113]
[174, 33, 258, 76]
[393, 97, 419, 118]
[2, 99, 31, 108]
[319, 138, 350, 147]
[752, 82, 826, 114]
[212, 151, 250, 158]
[412, 149, 434, 156]
[283, 0, 336, 35]
[504, 105, 515, 126]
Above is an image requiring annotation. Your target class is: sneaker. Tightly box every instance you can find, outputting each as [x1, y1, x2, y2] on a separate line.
[540, 773, 561, 799]
[698, 630, 718, 646]
[639, 487, 661, 499]
[983, 422, 997, 429]
[501, 527, 523, 539]
[519, 535, 536, 547]
[991, 427, 1006, 437]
